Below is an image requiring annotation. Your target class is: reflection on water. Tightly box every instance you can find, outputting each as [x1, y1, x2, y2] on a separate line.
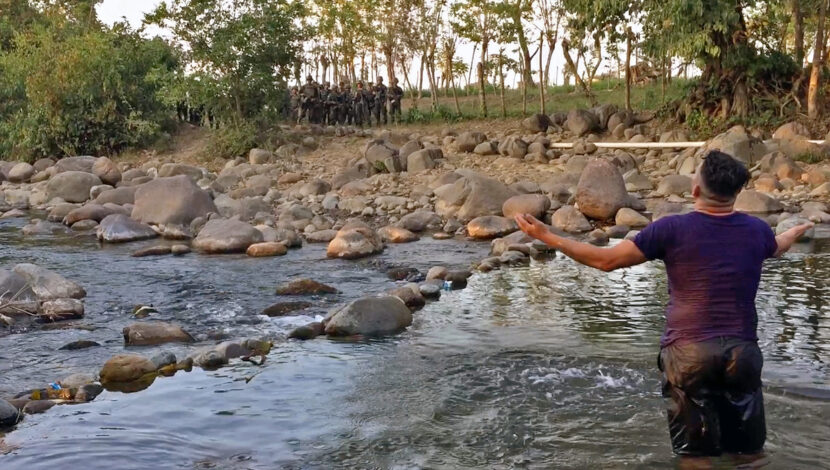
[0, 219, 828, 469]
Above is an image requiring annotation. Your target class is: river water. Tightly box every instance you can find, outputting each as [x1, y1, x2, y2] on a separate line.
[0, 218, 828, 469]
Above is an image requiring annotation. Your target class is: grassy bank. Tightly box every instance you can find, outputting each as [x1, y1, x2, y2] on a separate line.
[399, 78, 690, 123]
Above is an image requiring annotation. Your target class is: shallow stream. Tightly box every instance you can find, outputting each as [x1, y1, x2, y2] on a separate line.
[0, 219, 828, 469]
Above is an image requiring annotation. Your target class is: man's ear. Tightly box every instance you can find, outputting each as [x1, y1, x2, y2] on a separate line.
[691, 183, 701, 199]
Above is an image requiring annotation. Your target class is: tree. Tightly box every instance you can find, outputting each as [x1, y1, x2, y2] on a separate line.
[452, 0, 498, 116]
[146, 0, 307, 124]
[495, 0, 536, 86]
[808, 0, 827, 118]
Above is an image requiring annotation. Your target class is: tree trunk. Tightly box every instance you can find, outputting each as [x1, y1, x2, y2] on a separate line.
[479, 42, 488, 117]
[451, 73, 461, 115]
[499, 53, 506, 118]
[513, 4, 534, 87]
[468, 43, 478, 96]
[384, 47, 395, 86]
[400, 54, 417, 109]
[478, 62, 488, 117]
[625, 29, 632, 111]
[417, 52, 425, 100]
[520, 57, 528, 116]
[562, 38, 597, 105]
[539, 34, 546, 114]
[793, 0, 805, 67]
[809, 0, 827, 119]
[427, 49, 439, 111]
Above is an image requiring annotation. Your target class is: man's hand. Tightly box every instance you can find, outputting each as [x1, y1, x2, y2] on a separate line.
[515, 213, 551, 240]
[774, 222, 814, 257]
[514, 213, 648, 272]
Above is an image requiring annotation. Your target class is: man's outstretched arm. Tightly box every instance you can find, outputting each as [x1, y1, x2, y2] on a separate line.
[774, 222, 814, 257]
[515, 214, 648, 272]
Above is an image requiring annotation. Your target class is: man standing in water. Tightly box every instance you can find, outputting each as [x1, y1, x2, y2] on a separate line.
[515, 151, 813, 467]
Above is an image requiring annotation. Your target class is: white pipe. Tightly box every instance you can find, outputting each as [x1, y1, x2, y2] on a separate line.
[548, 140, 826, 149]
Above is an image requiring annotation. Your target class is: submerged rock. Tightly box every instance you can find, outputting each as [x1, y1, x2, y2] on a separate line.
[123, 321, 194, 346]
[288, 322, 323, 340]
[97, 214, 158, 243]
[276, 279, 339, 295]
[59, 340, 101, 351]
[99, 354, 157, 384]
[324, 296, 413, 337]
[262, 301, 312, 317]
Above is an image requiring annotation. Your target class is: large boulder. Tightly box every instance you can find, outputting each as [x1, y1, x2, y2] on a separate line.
[364, 141, 401, 173]
[656, 175, 693, 196]
[735, 190, 784, 214]
[92, 157, 121, 185]
[378, 226, 419, 243]
[456, 131, 487, 152]
[498, 136, 529, 159]
[99, 354, 157, 384]
[324, 296, 413, 337]
[158, 163, 204, 181]
[566, 109, 600, 136]
[591, 104, 618, 129]
[434, 170, 517, 223]
[0, 269, 38, 314]
[397, 211, 441, 232]
[552, 206, 593, 233]
[0, 398, 21, 427]
[8, 162, 35, 183]
[46, 171, 102, 203]
[522, 114, 552, 133]
[249, 148, 273, 164]
[97, 214, 158, 243]
[700, 126, 765, 166]
[502, 194, 551, 219]
[327, 221, 384, 259]
[615, 208, 650, 228]
[123, 321, 194, 346]
[575, 160, 629, 220]
[132, 176, 217, 226]
[95, 186, 137, 205]
[63, 203, 121, 225]
[13, 264, 85, 300]
[467, 216, 518, 239]
[193, 218, 264, 254]
[772, 122, 811, 140]
[407, 148, 443, 172]
[55, 156, 96, 174]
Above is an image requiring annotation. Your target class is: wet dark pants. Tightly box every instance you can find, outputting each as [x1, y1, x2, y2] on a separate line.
[659, 338, 766, 456]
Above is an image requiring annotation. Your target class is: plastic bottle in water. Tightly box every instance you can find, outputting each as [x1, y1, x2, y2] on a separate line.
[442, 280, 453, 291]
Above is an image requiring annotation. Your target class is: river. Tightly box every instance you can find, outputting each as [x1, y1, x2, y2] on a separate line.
[0, 218, 828, 469]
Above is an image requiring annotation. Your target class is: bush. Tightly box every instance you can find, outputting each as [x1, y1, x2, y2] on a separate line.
[0, 17, 178, 160]
[203, 121, 259, 160]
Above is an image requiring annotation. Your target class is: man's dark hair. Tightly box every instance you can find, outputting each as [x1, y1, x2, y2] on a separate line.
[700, 150, 749, 199]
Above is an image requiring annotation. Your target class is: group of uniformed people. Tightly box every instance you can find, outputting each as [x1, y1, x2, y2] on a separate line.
[290, 75, 404, 126]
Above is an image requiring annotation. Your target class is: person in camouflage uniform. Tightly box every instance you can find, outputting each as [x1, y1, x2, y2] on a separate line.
[326, 84, 342, 125]
[388, 77, 403, 125]
[372, 77, 388, 126]
[353, 81, 371, 127]
[288, 87, 301, 123]
[299, 75, 321, 124]
[340, 82, 353, 125]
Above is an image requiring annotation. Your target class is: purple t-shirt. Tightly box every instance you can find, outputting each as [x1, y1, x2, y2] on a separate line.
[633, 211, 777, 347]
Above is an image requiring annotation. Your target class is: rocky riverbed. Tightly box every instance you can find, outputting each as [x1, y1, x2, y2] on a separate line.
[0, 107, 829, 467]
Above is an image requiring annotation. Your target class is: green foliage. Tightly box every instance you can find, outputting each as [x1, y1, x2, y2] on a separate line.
[204, 121, 259, 160]
[0, 11, 178, 159]
[793, 152, 828, 164]
[146, 0, 307, 126]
